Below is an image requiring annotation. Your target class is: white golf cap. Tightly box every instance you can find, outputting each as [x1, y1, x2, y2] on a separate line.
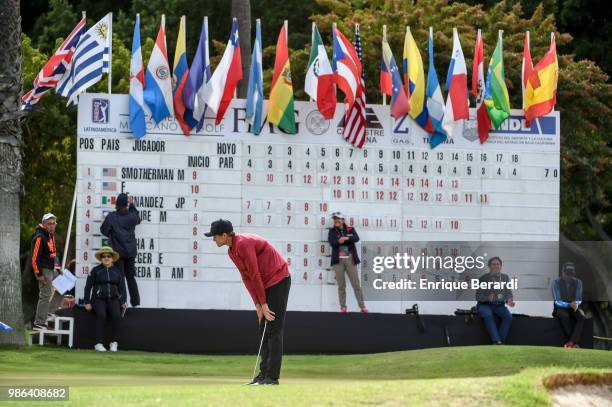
[42, 213, 56, 222]
[331, 211, 346, 219]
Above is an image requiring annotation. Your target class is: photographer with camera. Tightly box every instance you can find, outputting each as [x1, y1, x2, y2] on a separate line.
[475, 257, 514, 344]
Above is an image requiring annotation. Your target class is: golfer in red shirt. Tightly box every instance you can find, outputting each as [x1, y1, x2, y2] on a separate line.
[205, 219, 291, 385]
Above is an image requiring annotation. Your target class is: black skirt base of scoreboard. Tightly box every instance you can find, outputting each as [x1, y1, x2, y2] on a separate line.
[57, 307, 592, 353]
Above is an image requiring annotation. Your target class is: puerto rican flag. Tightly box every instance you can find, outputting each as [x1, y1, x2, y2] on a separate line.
[202, 19, 242, 125]
[442, 28, 469, 137]
[129, 14, 146, 139]
[21, 17, 86, 110]
[143, 15, 174, 123]
[332, 25, 362, 110]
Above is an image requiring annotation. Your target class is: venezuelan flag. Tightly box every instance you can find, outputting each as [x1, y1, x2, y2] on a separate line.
[403, 27, 430, 131]
[524, 33, 558, 123]
[267, 21, 296, 134]
[172, 16, 197, 135]
[484, 31, 511, 129]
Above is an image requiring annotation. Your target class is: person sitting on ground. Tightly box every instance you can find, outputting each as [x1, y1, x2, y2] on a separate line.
[475, 257, 515, 344]
[31, 213, 63, 331]
[328, 212, 367, 313]
[552, 262, 585, 348]
[84, 246, 127, 352]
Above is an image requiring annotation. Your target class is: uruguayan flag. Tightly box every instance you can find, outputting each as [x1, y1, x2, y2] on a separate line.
[59, 13, 112, 106]
[245, 19, 264, 135]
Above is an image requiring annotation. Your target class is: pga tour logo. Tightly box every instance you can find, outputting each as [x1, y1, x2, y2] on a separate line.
[92, 98, 110, 124]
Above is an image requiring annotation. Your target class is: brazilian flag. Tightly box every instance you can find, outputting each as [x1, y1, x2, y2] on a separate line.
[484, 31, 511, 129]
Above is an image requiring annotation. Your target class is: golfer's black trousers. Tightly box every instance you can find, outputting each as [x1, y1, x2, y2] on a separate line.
[258, 276, 291, 380]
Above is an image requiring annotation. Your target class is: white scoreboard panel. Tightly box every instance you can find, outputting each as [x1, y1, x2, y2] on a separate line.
[76, 93, 560, 315]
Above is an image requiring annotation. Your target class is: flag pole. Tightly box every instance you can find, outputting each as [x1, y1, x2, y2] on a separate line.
[309, 22, 315, 102]
[382, 25, 387, 106]
[233, 17, 238, 99]
[108, 12, 113, 94]
[61, 182, 78, 271]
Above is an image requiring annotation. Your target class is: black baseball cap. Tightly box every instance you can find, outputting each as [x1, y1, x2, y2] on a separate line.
[204, 219, 234, 237]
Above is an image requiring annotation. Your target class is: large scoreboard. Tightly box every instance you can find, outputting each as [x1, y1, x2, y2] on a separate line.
[76, 93, 560, 314]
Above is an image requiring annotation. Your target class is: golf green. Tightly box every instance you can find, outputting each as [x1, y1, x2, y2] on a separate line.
[0, 345, 610, 406]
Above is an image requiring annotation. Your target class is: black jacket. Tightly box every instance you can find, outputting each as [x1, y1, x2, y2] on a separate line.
[476, 272, 513, 304]
[84, 264, 127, 304]
[328, 226, 360, 266]
[100, 204, 141, 258]
[30, 224, 58, 275]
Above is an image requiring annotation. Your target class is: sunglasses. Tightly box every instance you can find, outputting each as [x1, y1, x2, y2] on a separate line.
[100, 254, 113, 259]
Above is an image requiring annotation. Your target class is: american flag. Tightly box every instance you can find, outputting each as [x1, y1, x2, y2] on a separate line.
[102, 167, 117, 177]
[102, 181, 117, 192]
[343, 24, 367, 148]
[21, 18, 86, 110]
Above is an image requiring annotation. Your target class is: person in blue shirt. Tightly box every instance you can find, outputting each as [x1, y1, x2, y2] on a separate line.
[552, 262, 585, 348]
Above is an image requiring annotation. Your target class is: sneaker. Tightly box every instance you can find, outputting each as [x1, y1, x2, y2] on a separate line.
[32, 323, 48, 331]
[246, 375, 265, 385]
[261, 377, 279, 385]
[109, 342, 118, 352]
[360, 307, 369, 313]
[564, 341, 574, 348]
[340, 307, 348, 313]
[94, 343, 107, 352]
[572, 343, 580, 349]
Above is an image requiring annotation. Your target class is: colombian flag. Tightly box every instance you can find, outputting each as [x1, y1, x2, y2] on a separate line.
[403, 27, 430, 131]
[267, 21, 296, 134]
[524, 33, 558, 124]
[172, 16, 197, 135]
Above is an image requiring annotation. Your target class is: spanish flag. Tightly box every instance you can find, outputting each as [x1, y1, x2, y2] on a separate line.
[524, 33, 558, 124]
[267, 21, 296, 134]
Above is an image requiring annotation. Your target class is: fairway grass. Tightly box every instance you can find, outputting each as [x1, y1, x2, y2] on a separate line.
[0, 345, 610, 406]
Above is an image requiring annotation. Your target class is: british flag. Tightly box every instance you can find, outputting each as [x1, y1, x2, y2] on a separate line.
[343, 24, 367, 148]
[21, 17, 86, 110]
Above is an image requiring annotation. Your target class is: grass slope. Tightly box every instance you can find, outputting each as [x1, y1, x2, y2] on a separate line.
[0, 345, 610, 406]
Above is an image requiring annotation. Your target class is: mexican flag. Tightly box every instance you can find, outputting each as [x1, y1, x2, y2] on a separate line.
[305, 24, 336, 119]
[267, 21, 296, 134]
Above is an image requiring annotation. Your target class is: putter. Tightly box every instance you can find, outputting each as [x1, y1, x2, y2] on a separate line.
[246, 320, 267, 385]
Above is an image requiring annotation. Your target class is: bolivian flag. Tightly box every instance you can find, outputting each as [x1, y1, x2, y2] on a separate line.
[268, 21, 296, 134]
[524, 33, 558, 124]
[484, 31, 510, 129]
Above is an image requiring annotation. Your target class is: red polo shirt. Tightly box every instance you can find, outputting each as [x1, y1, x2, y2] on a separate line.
[227, 233, 289, 305]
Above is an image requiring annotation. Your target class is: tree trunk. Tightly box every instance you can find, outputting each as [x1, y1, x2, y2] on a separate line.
[232, 0, 251, 98]
[0, 0, 24, 345]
